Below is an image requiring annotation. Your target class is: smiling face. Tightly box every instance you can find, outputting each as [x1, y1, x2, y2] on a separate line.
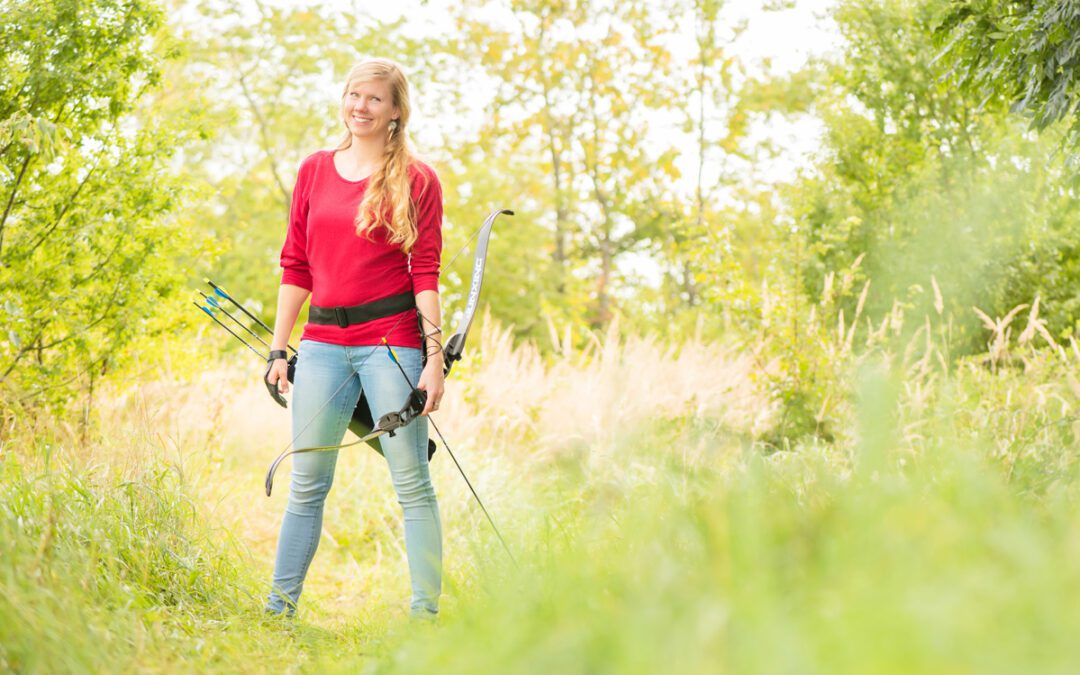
[341, 77, 399, 140]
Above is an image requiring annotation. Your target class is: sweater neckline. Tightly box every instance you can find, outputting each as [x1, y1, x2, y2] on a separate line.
[328, 150, 373, 185]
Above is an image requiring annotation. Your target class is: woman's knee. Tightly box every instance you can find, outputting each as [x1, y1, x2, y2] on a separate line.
[287, 469, 335, 512]
[390, 467, 436, 508]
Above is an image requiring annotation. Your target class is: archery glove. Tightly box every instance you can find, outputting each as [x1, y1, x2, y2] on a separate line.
[264, 350, 294, 408]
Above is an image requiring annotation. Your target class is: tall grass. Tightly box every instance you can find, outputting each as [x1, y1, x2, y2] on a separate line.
[3, 285, 1080, 672]
[0, 450, 260, 671]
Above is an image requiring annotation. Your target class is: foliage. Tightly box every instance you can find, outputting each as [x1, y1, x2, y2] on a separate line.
[373, 440, 1080, 674]
[438, 146, 555, 337]
[743, 0, 1080, 366]
[935, 0, 1080, 147]
[0, 0, 213, 416]
[9, 1, 1080, 667]
[0, 454, 258, 672]
[447, 0, 693, 333]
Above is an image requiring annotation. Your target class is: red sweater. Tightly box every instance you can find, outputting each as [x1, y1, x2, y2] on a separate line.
[279, 150, 443, 347]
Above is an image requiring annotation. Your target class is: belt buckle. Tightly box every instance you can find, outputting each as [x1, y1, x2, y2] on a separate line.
[334, 306, 348, 328]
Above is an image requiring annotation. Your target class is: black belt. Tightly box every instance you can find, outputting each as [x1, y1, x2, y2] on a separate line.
[308, 292, 415, 328]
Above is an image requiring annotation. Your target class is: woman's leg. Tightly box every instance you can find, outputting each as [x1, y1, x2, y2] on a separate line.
[352, 344, 443, 616]
[267, 340, 361, 615]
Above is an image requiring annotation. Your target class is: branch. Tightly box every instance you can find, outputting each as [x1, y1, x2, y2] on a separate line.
[0, 325, 46, 382]
[71, 233, 123, 286]
[1, 268, 128, 383]
[0, 153, 32, 259]
[236, 67, 290, 205]
[0, 103, 68, 259]
[35, 274, 127, 353]
[16, 353, 109, 403]
[21, 164, 98, 258]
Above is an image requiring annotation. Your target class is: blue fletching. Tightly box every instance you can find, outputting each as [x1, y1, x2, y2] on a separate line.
[198, 305, 214, 317]
[214, 287, 228, 299]
[207, 296, 220, 308]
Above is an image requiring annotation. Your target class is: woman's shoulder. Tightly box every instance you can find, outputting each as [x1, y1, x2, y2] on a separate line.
[299, 149, 333, 173]
[408, 159, 441, 199]
[290, 149, 327, 185]
[408, 159, 440, 184]
[292, 150, 335, 191]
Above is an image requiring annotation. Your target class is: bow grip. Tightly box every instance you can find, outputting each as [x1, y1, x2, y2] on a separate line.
[443, 332, 465, 376]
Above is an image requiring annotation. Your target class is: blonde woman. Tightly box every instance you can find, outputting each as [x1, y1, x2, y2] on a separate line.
[264, 58, 444, 619]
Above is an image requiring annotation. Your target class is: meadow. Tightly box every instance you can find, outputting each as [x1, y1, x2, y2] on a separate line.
[4, 296, 1080, 673]
[4, 1, 1080, 671]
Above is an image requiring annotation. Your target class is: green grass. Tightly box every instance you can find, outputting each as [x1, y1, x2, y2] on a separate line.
[3, 332, 1080, 673]
[366, 447, 1080, 674]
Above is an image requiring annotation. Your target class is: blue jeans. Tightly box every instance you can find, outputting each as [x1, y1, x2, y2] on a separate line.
[266, 339, 442, 616]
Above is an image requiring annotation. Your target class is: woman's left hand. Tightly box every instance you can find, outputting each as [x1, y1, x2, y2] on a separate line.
[417, 355, 445, 416]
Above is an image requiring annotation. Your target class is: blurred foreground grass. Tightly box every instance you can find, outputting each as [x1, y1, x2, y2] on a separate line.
[3, 317, 1080, 673]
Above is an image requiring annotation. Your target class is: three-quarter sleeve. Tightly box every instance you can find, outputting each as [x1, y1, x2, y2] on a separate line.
[409, 162, 443, 294]
[279, 154, 317, 290]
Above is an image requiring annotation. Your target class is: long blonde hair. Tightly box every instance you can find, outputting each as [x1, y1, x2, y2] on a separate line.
[335, 59, 425, 253]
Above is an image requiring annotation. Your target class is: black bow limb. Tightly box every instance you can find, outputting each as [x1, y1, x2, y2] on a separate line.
[441, 208, 513, 376]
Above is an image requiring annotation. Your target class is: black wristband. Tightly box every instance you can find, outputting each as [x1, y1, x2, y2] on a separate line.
[267, 349, 288, 362]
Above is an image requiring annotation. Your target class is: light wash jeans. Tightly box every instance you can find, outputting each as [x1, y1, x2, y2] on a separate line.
[266, 339, 442, 617]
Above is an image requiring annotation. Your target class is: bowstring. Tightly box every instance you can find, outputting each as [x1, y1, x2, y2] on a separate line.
[444, 219, 487, 270]
[419, 220, 518, 564]
[390, 308, 519, 568]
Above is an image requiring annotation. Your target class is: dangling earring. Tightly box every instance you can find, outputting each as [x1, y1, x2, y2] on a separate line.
[388, 120, 398, 137]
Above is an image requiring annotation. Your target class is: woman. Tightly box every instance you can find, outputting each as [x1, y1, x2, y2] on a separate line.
[264, 58, 445, 619]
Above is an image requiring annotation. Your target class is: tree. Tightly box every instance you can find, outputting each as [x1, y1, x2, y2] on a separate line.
[0, 0, 212, 419]
[788, 0, 1078, 347]
[450, 0, 685, 330]
[661, 0, 756, 336]
[719, 0, 1080, 441]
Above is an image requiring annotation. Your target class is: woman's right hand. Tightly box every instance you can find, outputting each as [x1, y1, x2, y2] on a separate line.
[264, 283, 309, 403]
[265, 358, 290, 394]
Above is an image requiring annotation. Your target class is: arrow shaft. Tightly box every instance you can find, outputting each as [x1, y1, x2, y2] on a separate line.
[206, 279, 296, 354]
[196, 303, 267, 360]
[199, 290, 273, 350]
